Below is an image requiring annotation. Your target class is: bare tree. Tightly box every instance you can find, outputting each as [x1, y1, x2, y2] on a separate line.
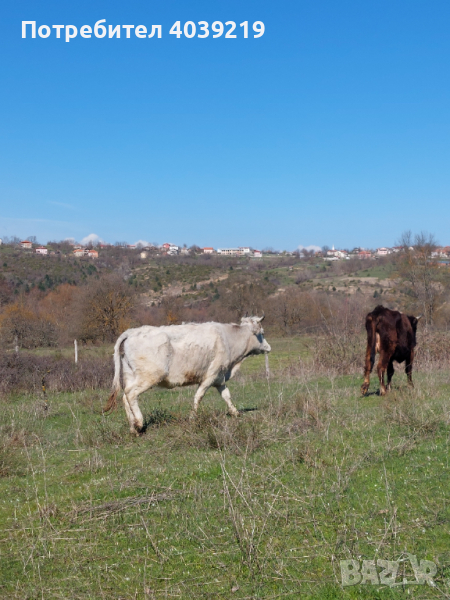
[398, 231, 438, 326]
[77, 275, 135, 342]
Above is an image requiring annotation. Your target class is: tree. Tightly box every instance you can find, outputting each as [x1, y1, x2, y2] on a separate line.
[0, 276, 14, 307]
[78, 275, 135, 342]
[0, 300, 57, 348]
[398, 231, 439, 326]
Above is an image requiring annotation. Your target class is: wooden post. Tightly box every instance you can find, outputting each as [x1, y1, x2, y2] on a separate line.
[74, 339, 78, 364]
[14, 335, 18, 355]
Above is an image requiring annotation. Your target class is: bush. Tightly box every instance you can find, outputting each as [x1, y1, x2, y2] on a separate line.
[0, 351, 113, 396]
[0, 301, 58, 349]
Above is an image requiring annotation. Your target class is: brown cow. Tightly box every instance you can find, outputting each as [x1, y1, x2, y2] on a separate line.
[361, 305, 421, 396]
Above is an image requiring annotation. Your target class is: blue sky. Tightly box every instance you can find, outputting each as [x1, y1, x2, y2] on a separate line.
[1, 1, 449, 250]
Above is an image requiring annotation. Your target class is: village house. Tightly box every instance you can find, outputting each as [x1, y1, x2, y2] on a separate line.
[253, 250, 263, 258]
[326, 246, 348, 259]
[376, 247, 392, 256]
[358, 250, 372, 259]
[326, 248, 348, 260]
[432, 247, 450, 258]
[203, 247, 214, 254]
[73, 248, 86, 257]
[162, 243, 179, 255]
[35, 246, 48, 255]
[87, 250, 98, 258]
[217, 248, 240, 256]
[239, 247, 251, 255]
[20, 240, 32, 249]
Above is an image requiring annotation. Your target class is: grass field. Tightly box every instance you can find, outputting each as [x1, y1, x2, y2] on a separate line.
[1, 339, 450, 599]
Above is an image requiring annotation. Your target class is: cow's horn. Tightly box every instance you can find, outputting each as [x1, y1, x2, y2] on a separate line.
[416, 315, 423, 321]
[260, 313, 265, 322]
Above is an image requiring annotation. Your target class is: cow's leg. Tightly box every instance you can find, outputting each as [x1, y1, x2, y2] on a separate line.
[123, 386, 145, 434]
[216, 385, 239, 417]
[405, 350, 414, 387]
[377, 351, 390, 396]
[122, 393, 136, 432]
[192, 382, 211, 415]
[361, 343, 374, 395]
[386, 359, 395, 391]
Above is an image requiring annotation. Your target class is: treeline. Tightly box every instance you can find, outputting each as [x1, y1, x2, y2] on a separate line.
[0, 271, 374, 349]
[1, 230, 450, 350]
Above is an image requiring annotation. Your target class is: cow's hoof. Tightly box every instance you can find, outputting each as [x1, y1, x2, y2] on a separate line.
[360, 385, 369, 396]
[228, 409, 240, 417]
[379, 389, 387, 396]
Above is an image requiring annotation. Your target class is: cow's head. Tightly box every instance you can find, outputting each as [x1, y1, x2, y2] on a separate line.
[408, 314, 422, 332]
[408, 314, 422, 341]
[241, 315, 271, 353]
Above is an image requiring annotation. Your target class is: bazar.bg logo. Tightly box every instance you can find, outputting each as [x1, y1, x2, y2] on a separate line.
[340, 554, 437, 587]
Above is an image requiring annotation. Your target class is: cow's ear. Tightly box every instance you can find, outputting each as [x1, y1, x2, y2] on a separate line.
[249, 317, 264, 333]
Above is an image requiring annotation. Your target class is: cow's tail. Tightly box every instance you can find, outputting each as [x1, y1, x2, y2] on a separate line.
[366, 315, 377, 371]
[103, 332, 127, 413]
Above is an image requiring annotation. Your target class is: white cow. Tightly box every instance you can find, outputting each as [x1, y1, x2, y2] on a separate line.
[103, 316, 271, 433]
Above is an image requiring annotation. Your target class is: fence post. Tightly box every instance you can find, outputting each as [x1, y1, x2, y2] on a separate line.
[14, 335, 19, 355]
[265, 353, 270, 379]
[74, 339, 78, 364]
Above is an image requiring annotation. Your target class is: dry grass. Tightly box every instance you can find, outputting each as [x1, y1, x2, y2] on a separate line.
[1, 338, 450, 598]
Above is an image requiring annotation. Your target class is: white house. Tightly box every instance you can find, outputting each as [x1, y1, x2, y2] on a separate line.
[239, 247, 251, 255]
[376, 247, 391, 256]
[20, 240, 32, 249]
[35, 246, 48, 255]
[253, 250, 262, 258]
[203, 247, 214, 254]
[327, 248, 348, 259]
[217, 248, 240, 256]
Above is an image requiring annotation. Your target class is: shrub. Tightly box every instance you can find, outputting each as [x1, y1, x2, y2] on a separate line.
[0, 351, 113, 396]
[0, 301, 57, 349]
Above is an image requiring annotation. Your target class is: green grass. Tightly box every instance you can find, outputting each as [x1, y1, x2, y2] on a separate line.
[353, 263, 396, 279]
[1, 344, 450, 599]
